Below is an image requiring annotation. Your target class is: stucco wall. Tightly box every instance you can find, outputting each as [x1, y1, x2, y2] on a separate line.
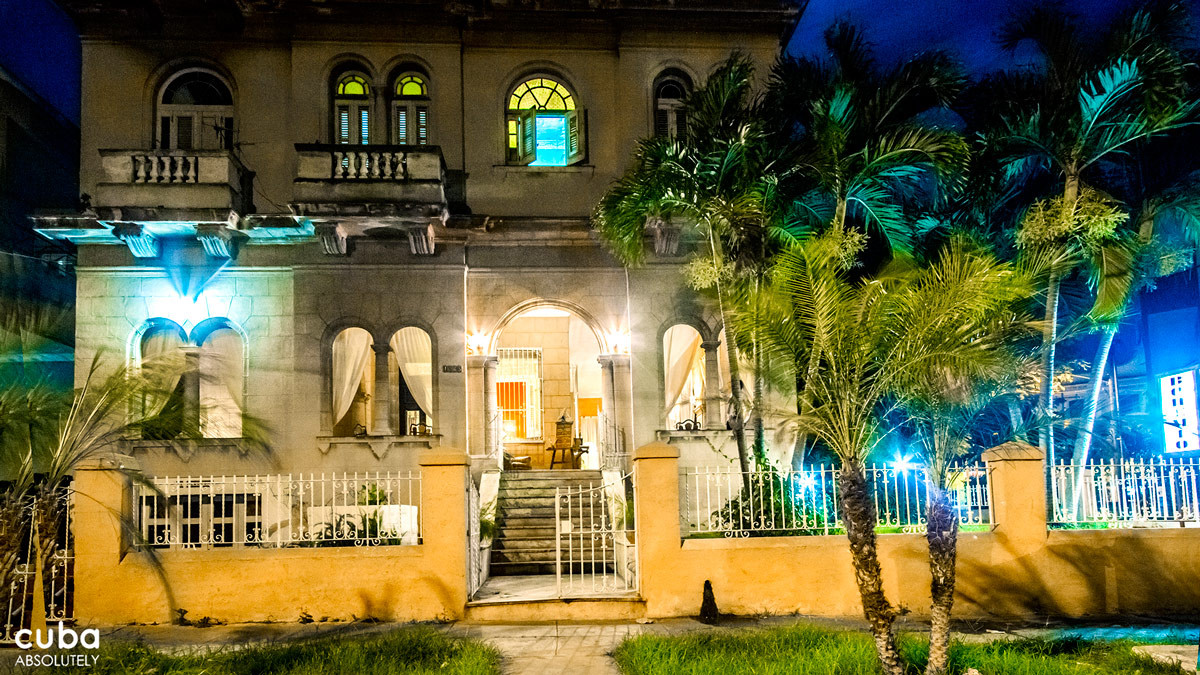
[72, 450, 470, 625]
[633, 442, 1200, 620]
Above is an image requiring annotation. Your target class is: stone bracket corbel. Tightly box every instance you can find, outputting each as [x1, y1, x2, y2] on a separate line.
[314, 221, 348, 255]
[196, 223, 236, 259]
[648, 216, 681, 256]
[110, 221, 160, 258]
[407, 222, 436, 255]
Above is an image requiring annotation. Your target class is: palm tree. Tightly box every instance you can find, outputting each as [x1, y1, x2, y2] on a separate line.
[748, 233, 1029, 675]
[893, 240, 1037, 675]
[1067, 165, 1200, 512]
[764, 23, 970, 468]
[594, 54, 795, 478]
[977, 1, 1197, 479]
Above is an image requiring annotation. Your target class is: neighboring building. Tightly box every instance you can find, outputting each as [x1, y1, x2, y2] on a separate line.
[34, 0, 799, 477]
[0, 0, 80, 387]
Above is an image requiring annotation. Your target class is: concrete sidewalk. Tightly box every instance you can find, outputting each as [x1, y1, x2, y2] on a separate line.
[99, 617, 1200, 675]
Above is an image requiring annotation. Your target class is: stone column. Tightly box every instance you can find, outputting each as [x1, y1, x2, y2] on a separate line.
[632, 442, 682, 618]
[981, 441, 1047, 546]
[598, 354, 617, 427]
[611, 354, 634, 450]
[481, 355, 499, 462]
[701, 339, 723, 430]
[370, 342, 393, 435]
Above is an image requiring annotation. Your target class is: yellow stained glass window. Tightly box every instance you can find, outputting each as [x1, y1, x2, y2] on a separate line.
[508, 77, 575, 111]
[507, 119, 518, 149]
[396, 75, 426, 97]
[337, 75, 369, 97]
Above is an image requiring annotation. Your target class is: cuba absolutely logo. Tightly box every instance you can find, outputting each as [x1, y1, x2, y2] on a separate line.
[12, 623, 100, 668]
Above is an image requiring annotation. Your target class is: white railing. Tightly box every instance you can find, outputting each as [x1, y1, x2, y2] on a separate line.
[555, 471, 637, 597]
[132, 153, 200, 183]
[1051, 459, 1200, 527]
[598, 413, 628, 472]
[133, 472, 421, 549]
[2, 490, 73, 644]
[680, 465, 991, 537]
[333, 150, 410, 180]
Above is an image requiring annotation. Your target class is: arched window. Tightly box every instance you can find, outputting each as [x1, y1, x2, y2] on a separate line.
[506, 76, 585, 166]
[653, 70, 691, 138]
[390, 327, 433, 434]
[333, 72, 372, 145]
[391, 71, 430, 145]
[663, 325, 705, 429]
[137, 320, 189, 439]
[331, 327, 374, 436]
[157, 69, 234, 150]
[196, 321, 244, 439]
[134, 317, 245, 439]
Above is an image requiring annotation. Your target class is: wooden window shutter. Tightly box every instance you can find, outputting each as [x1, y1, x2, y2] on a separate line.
[416, 106, 428, 144]
[566, 109, 586, 165]
[654, 108, 669, 137]
[518, 109, 537, 165]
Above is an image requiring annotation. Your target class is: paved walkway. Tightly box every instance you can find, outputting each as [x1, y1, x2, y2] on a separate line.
[100, 617, 1200, 675]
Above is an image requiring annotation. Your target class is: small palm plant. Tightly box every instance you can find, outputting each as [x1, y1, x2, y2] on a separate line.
[747, 233, 1031, 675]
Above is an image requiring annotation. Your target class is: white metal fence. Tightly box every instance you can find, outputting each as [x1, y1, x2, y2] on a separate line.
[134, 472, 422, 548]
[597, 413, 629, 472]
[555, 472, 637, 596]
[1051, 459, 1200, 527]
[467, 478, 488, 598]
[2, 491, 74, 644]
[680, 465, 991, 537]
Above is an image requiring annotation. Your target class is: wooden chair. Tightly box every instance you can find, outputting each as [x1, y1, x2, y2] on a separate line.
[549, 437, 583, 469]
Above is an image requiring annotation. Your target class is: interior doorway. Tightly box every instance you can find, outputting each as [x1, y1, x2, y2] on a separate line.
[494, 307, 603, 469]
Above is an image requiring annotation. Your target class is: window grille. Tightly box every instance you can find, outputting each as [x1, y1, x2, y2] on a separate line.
[497, 347, 542, 441]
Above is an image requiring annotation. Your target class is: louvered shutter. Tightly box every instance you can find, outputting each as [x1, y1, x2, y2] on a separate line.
[566, 109, 586, 165]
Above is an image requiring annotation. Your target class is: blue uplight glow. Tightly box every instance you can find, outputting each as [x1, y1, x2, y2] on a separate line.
[892, 455, 919, 473]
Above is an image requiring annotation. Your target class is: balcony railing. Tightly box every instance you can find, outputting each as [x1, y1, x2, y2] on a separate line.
[295, 143, 445, 184]
[95, 148, 252, 213]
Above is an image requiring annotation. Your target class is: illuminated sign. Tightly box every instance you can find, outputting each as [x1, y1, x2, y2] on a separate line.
[1161, 369, 1199, 452]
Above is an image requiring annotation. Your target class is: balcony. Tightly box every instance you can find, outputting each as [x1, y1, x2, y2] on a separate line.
[292, 144, 449, 255]
[95, 148, 253, 217]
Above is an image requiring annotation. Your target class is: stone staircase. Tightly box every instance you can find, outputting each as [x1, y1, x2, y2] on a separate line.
[490, 470, 605, 576]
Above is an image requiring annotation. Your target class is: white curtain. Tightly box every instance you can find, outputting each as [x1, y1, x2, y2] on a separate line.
[390, 327, 433, 419]
[199, 328, 244, 438]
[332, 328, 373, 427]
[663, 325, 702, 410]
[139, 327, 185, 415]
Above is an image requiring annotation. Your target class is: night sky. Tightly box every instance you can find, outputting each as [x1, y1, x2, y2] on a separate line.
[788, 0, 1188, 72]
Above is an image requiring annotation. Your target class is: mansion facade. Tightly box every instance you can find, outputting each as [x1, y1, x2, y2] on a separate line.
[36, 0, 800, 477]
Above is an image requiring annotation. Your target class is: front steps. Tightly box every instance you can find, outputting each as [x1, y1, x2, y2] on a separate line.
[489, 470, 605, 576]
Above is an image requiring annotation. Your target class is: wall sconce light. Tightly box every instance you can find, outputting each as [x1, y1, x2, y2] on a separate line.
[607, 331, 631, 355]
[466, 332, 491, 355]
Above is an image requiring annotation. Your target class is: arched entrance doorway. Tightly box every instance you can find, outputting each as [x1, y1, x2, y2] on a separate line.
[485, 300, 607, 470]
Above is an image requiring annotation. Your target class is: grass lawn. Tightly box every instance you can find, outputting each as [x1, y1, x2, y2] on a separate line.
[614, 624, 1188, 675]
[45, 626, 501, 675]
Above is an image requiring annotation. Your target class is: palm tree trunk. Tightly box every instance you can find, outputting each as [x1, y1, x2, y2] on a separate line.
[1068, 323, 1117, 517]
[925, 484, 959, 675]
[840, 462, 903, 675]
[1039, 267, 1060, 505]
[708, 229, 751, 489]
[752, 273, 766, 462]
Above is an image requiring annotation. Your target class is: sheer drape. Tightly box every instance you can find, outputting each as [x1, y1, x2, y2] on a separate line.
[140, 327, 186, 415]
[332, 328, 373, 426]
[199, 328, 244, 438]
[390, 327, 433, 418]
[663, 325, 702, 411]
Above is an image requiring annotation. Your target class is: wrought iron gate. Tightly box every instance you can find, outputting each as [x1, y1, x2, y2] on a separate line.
[554, 471, 637, 597]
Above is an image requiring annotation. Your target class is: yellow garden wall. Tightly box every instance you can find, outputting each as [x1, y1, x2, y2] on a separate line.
[633, 442, 1200, 620]
[72, 449, 470, 625]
